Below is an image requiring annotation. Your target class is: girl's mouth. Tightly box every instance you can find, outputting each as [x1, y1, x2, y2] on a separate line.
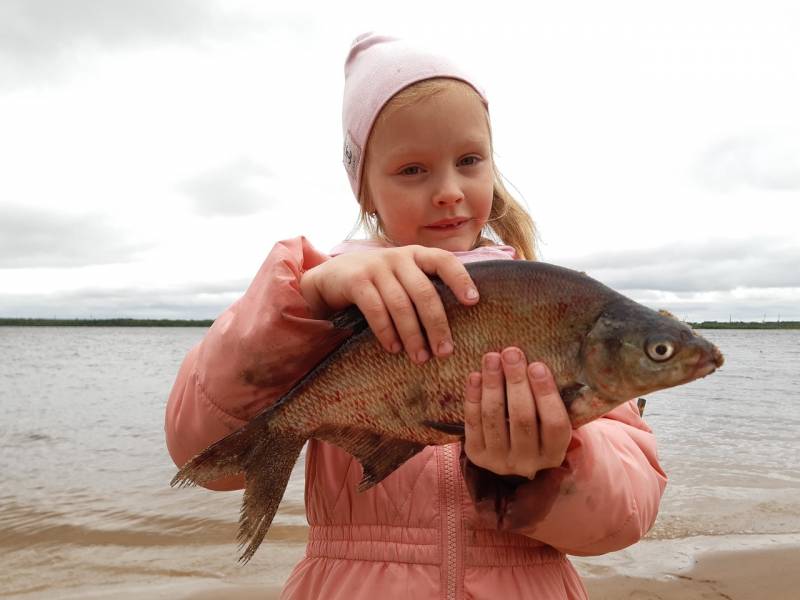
[425, 218, 469, 230]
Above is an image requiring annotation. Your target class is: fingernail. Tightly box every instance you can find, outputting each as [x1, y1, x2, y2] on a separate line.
[503, 348, 521, 364]
[468, 372, 481, 389]
[530, 362, 547, 379]
[465, 287, 479, 301]
[438, 340, 453, 356]
[485, 354, 500, 370]
[391, 342, 402, 354]
[416, 349, 430, 363]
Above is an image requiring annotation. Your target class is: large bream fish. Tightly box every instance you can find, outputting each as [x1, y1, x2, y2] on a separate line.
[172, 260, 723, 562]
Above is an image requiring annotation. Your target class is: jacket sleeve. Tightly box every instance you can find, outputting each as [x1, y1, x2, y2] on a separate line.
[463, 399, 667, 555]
[164, 236, 347, 490]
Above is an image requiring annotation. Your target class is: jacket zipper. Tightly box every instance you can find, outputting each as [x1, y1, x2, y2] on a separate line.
[439, 443, 462, 600]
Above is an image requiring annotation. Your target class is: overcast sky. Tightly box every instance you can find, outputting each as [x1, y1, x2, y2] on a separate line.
[1, 0, 798, 321]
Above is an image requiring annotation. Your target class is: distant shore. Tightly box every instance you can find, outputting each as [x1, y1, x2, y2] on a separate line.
[0, 318, 214, 327]
[1, 318, 798, 329]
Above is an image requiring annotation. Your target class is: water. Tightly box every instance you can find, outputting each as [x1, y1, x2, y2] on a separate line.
[1, 327, 798, 598]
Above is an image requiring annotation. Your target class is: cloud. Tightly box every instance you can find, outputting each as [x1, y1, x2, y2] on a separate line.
[0, 0, 289, 87]
[2, 278, 797, 322]
[618, 287, 800, 322]
[0, 205, 150, 268]
[567, 237, 800, 292]
[0, 278, 248, 319]
[1, 0, 234, 56]
[179, 158, 275, 217]
[695, 134, 800, 191]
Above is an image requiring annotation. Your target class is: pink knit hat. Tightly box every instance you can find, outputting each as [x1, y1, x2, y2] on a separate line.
[342, 32, 488, 199]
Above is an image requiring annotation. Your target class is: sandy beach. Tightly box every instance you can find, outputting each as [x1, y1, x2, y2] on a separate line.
[585, 545, 800, 600]
[42, 536, 800, 600]
[180, 543, 800, 600]
[186, 545, 800, 600]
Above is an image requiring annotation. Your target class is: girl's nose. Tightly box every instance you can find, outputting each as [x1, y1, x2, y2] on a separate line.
[431, 170, 464, 206]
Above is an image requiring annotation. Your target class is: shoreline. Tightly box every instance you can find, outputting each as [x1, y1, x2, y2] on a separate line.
[22, 534, 800, 600]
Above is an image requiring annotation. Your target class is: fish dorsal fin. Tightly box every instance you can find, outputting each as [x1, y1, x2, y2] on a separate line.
[314, 425, 426, 492]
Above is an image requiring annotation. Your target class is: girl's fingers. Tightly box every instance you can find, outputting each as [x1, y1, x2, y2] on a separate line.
[480, 352, 509, 455]
[502, 348, 539, 461]
[351, 281, 401, 353]
[374, 273, 429, 363]
[393, 263, 452, 361]
[528, 362, 571, 467]
[463, 372, 485, 457]
[413, 246, 480, 306]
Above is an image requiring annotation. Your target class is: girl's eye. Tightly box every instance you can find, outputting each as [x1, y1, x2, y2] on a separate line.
[399, 165, 422, 176]
[459, 155, 481, 167]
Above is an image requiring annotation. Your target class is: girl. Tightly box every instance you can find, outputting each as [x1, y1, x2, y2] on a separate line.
[166, 33, 666, 599]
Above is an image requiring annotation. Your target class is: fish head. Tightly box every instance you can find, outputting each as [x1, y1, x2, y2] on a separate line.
[580, 300, 724, 406]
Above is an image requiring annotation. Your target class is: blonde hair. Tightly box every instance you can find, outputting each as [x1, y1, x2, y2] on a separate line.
[353, 78, 538, 260]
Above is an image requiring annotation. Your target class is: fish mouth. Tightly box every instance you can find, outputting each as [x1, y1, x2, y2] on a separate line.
[692, 344, 725, 379]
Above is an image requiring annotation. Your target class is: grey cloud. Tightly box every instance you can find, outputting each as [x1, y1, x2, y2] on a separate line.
[696, 134, 800, 191]
[0, 0, 246, 57]
[644, 298, 799, 323]
[0, 1, 303, 87]
[0, 204, 150, 268]
[180, 158, 275, 217]
[0, 278, 248, 319]
[567, 237, 800, 292]
[2, 281, 796, 322]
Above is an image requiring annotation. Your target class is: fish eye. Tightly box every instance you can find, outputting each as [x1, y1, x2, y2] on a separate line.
[645, 339, 676, 362]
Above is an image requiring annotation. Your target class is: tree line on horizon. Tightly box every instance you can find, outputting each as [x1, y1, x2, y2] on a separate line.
[0, 318, 798, 329]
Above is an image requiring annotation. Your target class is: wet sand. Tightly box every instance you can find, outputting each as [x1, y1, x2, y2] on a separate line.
[179, 545, 800, 599]
[49, 543, 796, 600]
[585, 546, 800, 599]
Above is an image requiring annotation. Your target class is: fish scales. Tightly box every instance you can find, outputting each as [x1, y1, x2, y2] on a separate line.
[171, 260, 723, 563]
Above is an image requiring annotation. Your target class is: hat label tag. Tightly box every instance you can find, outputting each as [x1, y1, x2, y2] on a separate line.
[343, 131, 362, 181]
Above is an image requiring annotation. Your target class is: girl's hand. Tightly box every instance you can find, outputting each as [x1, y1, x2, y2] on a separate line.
[464, 348, 572, 478]
[300, 245, 480, 364]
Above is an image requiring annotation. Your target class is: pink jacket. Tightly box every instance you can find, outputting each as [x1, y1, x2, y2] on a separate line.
[165, 237, 667, 600]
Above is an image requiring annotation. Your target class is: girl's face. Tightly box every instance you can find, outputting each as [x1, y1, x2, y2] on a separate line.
[364, 85, 494, 252]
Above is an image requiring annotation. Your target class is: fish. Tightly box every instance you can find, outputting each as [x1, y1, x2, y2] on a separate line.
[171, 260, 724, 562]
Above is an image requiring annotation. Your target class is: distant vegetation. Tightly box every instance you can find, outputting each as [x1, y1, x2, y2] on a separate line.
[1, 318, 798, 329]
[689, 321, 800, 330]
[0, 318, 214, 327]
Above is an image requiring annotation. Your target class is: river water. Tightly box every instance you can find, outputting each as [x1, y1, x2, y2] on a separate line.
[1, 327, 798, 598]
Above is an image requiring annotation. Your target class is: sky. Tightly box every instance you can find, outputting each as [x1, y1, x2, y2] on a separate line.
[0, 0, 798, 321]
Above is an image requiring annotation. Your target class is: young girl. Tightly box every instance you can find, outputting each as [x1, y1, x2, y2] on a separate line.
[166, 33, 666, 599]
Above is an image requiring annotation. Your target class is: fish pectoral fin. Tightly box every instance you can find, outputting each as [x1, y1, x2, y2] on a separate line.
[329, 305, 369, 335]
[559, 383, 590, 406]
[560, 384, 621, 428]
[421, 420, 465, 436]
[314, 426, 426, 492]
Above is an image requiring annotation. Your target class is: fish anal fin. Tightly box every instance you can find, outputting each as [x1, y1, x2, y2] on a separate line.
[422, 420, 465, 436]
[314, 425, 426, 492]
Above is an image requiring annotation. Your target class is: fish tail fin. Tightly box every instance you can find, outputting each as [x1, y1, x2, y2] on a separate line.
[170, 408, 305, 563]
[237, 432, 305, 564]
